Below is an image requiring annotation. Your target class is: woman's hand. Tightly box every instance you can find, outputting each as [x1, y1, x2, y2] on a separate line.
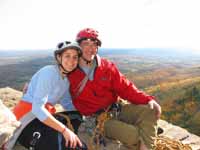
[42, 115, 83, 148]
[62, 127, 82, 148]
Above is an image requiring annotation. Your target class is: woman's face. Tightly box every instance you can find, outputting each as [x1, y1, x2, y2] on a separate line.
[58, 49, 79, 72]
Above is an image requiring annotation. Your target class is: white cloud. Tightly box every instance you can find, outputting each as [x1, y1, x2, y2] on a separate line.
[0, 0, 200, 50]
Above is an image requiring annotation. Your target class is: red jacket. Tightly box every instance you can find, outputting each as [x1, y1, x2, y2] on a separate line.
[68, 55, 154, 116]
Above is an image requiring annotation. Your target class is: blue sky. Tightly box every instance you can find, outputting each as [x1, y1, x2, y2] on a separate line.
[0, 0, 200, 50]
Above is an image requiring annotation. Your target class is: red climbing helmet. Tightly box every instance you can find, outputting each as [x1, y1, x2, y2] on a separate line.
[76, 28, 102, 46]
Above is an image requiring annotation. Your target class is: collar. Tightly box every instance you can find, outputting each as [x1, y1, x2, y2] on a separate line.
[95, 54, 101, 67]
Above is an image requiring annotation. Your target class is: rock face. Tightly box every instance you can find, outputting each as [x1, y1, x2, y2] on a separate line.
[0, 100, 21, 147]
[0, 87, 22, 109]
[0, 87, 200, 150]
[158, 120, 200, 150]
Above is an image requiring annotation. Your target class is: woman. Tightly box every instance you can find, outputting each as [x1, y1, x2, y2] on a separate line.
[11, 41, 86, 150]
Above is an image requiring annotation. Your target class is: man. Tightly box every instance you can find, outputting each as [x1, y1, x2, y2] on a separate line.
[67, 28, 162, 150]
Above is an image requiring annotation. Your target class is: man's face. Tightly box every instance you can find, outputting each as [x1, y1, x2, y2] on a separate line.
[80, 39, 98, 61]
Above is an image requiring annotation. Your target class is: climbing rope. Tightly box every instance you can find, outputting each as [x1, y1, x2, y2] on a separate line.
[56, 113, 74, 132]
[88, 108, 111, 150]
[154, 136, 192, 150]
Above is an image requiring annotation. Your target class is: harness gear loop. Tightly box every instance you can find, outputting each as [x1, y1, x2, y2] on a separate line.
[88, 106, 112, 150]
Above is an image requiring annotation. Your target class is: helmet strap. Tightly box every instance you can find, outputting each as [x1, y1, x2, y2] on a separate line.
[59, 64, 70, 74]
[58, 57, 71, 74]
[81, 56, 92, 65]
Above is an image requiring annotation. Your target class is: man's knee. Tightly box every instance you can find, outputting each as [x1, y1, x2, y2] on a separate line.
[140, 105, 158, 125]
[119, 104, 157, 125]
[104, 119, 140, 146]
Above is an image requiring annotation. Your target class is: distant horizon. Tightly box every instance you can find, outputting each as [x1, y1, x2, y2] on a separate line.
[0, 47, 196, 51]
[0, 47, 199, 55]
[1, 48, 200, 58]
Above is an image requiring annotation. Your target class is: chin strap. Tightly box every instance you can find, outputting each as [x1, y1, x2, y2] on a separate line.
[59, 64, 70, 74]
[81, 56, 93, 65]
[59, 63, 78, 75]
[58, 57, 72, 74]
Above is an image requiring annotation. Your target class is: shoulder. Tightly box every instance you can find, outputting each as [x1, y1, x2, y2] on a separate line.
[95, 57, 119, 77]
[37, 65, 58, 75]
[39, 65, 57, 72]
[33, 65, 59, 80]
[99, 57, 116, 69]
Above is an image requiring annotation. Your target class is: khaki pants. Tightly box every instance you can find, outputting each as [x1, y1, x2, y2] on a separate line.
[104, 104, 157, 150]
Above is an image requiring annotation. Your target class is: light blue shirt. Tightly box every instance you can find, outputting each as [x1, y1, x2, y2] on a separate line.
[22, 65, 75, 121]
[80, 59, 96, 80]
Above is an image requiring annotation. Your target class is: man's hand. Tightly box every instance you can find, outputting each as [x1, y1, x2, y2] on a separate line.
[148, 100, 162, 119]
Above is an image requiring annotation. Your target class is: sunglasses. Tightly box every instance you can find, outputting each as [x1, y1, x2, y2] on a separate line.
[57, 41, 71, 49]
